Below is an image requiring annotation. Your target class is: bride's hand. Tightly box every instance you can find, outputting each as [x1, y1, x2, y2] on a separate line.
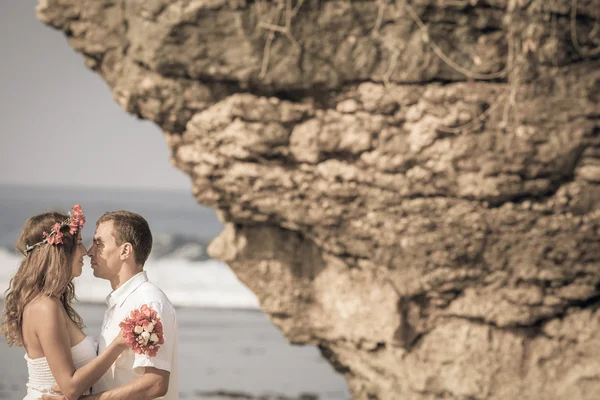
[112, 329, 128, 350]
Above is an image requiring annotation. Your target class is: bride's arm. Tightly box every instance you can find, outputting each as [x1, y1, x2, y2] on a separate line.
[32, 297, 127, 400]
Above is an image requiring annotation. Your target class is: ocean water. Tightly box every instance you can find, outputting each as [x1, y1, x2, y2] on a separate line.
[0, 183, 222, 246]
[0, 184, 350, 399]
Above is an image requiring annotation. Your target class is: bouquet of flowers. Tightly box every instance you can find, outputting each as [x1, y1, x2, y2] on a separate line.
[119, 304, 165, 357]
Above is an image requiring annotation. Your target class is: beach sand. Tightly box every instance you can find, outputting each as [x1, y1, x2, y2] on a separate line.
[0, 302, 350, 400]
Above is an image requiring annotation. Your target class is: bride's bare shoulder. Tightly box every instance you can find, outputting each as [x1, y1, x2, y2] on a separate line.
[23, 296, 65, 322]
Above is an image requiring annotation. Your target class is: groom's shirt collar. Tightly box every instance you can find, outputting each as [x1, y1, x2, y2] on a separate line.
[105, 271, 149, 308]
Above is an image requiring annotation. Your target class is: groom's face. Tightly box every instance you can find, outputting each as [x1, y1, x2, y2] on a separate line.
[88, 221, 122, 280]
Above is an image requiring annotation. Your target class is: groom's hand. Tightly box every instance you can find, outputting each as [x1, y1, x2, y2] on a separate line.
[39, 395, 66, 400]
[39, 384, 66, 400]
[40, 392, 97, 400]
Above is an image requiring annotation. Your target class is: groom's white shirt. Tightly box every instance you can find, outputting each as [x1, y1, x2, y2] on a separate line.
[93, 271, 179, 399]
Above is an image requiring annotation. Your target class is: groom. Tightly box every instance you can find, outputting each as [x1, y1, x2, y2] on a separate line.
[44, 211, 179, 400]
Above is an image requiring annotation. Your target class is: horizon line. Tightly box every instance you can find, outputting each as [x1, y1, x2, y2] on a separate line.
[0, 181, 193, 193]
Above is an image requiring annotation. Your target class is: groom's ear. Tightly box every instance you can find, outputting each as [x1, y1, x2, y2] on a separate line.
[120, 243, 133, 260]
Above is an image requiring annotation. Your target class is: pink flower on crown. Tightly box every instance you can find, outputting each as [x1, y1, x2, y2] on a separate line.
[23, 204, 84, 255]
[52, 223, 64, 244]
[69, 204, 86, 235]
[43, 231, 53, 245]
[69, 215, 85, 234]
[43, 224, 63, 245]
[54, 231, 64, 244]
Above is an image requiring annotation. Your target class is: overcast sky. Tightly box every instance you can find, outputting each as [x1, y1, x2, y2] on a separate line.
[0, 1, 191, 191]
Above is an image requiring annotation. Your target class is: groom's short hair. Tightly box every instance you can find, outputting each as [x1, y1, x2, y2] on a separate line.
[97, 211, 153, 266]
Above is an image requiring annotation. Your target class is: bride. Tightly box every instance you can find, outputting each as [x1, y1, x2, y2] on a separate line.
[1, 206, 126, 400]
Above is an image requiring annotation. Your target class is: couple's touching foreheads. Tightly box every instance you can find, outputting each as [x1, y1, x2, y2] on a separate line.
[1, 206, 179, 400]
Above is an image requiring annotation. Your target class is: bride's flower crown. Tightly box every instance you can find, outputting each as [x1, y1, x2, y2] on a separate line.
[22, 204, 86, 256]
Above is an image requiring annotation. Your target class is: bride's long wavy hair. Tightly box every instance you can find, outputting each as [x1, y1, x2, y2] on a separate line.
[1, 212, 84, 347]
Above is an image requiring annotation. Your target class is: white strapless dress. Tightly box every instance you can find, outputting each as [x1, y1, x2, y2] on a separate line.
[23, 336, 98, 400]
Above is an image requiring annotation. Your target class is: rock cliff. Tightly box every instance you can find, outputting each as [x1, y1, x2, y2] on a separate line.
[37, 0, 600, 398]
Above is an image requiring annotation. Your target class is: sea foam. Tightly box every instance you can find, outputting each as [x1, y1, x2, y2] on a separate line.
[0, 248, 260, 309]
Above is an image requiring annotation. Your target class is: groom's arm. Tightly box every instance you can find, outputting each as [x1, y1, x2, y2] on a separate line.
[86, 368, 169, 400]
[84, 367, 169, 400]
[40, 368, 168, 400]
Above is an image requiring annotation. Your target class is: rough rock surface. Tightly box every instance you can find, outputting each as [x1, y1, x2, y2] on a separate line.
[37, 0, 600, 398]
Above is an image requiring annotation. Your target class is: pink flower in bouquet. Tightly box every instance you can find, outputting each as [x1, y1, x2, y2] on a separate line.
[119, 304, 164, 357]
